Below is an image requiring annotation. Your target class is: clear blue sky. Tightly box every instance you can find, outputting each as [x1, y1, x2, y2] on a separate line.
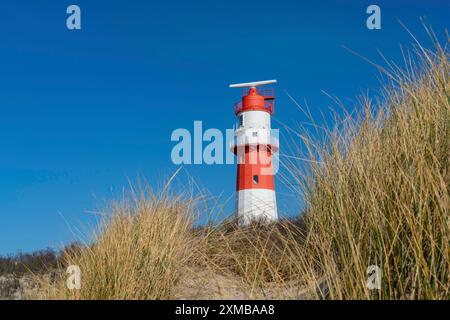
[0, 0, 448, 254]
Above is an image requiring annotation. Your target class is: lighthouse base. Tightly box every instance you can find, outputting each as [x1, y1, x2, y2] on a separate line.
[236, 189, 277, 225]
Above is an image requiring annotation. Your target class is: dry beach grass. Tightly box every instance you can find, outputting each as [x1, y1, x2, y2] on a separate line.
[26, 35, 450, 300]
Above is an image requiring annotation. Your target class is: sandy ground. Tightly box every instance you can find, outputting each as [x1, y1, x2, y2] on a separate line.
[174, 267, 309, 299]
[0, 270, 310, 300]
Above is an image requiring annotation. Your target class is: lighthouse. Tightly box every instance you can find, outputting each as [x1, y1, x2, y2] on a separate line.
[229, 80, 278, 225]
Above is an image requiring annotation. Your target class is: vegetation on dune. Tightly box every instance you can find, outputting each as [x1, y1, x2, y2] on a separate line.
[21, 34, 450, 300]
[197, 217, 308, 297]
[0, 249, 59, 277]
[286, 37, 450, 299]
[35, 192, 197, 300]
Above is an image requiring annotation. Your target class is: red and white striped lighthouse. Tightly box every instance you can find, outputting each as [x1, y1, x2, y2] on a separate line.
[229, 80, 278, 225]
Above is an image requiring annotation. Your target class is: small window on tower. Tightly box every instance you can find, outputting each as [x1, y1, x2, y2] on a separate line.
[252, 131, 258, 137]
[253, 175, 259, 185]
[238, 115, 244, 127]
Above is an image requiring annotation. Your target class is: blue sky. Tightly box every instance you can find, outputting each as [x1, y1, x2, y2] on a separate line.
[0, 0, 448, 254]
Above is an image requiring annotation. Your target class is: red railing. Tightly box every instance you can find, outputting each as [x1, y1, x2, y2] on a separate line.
[234, 87, 275, 114]
[234, 99, 274, 115]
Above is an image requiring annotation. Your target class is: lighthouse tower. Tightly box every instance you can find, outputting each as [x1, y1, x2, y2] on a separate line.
[229, 80, 278, 225]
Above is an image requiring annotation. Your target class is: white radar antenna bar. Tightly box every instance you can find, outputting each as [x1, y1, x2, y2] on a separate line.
[229, 79, 277, 88]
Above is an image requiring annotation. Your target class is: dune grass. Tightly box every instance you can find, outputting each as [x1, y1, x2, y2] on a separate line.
[35, 191, 197, 300]
[30, 35, 449, 300]
[282, 36, 450, 299]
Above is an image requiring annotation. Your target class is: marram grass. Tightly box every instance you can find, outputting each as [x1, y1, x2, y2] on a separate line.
[31, 37, 449, 300]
